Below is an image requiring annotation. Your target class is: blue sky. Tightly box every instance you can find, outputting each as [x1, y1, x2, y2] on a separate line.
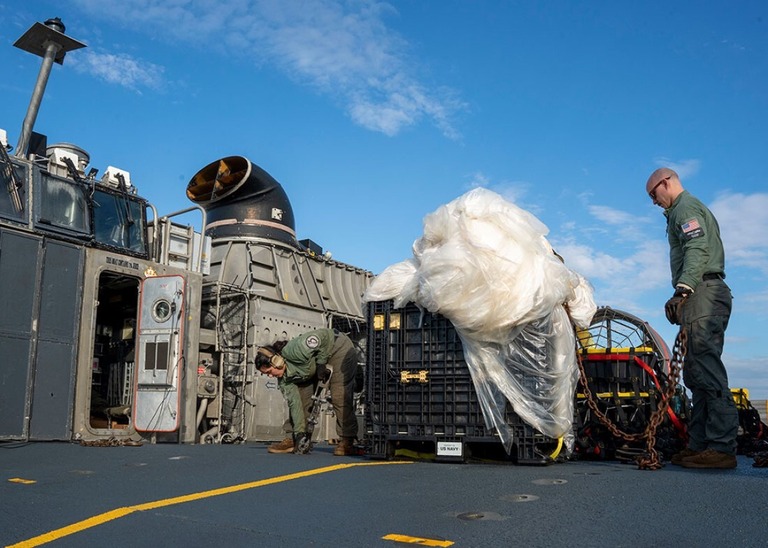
[1, 1, 767, 399]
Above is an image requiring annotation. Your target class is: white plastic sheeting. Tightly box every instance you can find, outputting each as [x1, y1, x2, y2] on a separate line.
[363, 188, 596, 454]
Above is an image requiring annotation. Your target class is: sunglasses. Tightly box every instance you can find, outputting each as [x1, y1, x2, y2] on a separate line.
[648, 176, 670, 200]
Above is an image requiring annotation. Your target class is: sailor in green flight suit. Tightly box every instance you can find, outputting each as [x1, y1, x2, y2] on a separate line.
[256, 328, 359, 456]
[646, 167, 738, 469]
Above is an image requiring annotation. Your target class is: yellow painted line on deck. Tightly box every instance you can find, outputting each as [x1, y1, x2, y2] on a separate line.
[383, 533, 454, 546]
[8, 478, 37, 485]
[7, 461, 412, 548]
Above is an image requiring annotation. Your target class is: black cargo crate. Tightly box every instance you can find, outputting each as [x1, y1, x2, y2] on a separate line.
[364, 300, 559, 464]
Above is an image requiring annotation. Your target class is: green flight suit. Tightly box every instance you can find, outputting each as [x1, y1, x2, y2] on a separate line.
[665, 190, 738, 455]
[278, 328, 359, 439]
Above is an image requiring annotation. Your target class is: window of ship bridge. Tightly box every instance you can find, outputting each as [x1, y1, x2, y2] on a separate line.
[37, 174, 90, 235]
[92, 188, 147, 254]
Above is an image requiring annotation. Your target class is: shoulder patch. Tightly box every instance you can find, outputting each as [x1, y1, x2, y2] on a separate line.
[680, 218, 704, 240]
[305, 334, 320, 349]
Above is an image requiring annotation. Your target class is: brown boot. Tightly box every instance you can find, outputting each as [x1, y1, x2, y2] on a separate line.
[333, 437, 356, 456]
[670, 447, 700, 466]
[680, 448, 737, 469]
[267, 437, 295, 454]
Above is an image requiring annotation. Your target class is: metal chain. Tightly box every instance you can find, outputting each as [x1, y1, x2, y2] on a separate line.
[576, 326, 687, 470]
[79, 436, 143, 447]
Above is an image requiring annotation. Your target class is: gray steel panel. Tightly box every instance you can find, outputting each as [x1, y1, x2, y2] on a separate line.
[29, 340, 76, 439]
[0, 230, 40, 439]
[0, 335, 33, 438]
[37, 241, 84, 339]
[0, 230, 40, 333]
[29, 241, 83, 440]
[243, 374, 289, 440]
[207, 240, 371, 319]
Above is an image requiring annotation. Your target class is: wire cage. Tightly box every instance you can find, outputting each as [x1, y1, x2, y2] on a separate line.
[573, 307, 688, 461]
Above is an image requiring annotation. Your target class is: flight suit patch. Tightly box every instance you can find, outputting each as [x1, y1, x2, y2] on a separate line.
[681, 218, 704, 240]
[305, 334, 320, 349]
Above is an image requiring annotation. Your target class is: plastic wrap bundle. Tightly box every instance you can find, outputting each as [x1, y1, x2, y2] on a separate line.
[363, 187, 596, 454]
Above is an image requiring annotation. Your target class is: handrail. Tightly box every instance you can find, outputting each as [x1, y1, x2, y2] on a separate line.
[153, 205, 208, 272]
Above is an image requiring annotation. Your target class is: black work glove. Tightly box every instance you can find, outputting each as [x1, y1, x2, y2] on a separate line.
[664, 287, 692, 325]
[316, 362, 331, 382]
[293, 433, 311, 454]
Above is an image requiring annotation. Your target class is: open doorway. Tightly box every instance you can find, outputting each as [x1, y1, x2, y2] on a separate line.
[88, 271, 139, 430]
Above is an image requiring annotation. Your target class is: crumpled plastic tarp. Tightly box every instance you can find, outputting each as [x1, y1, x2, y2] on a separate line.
[363, 187, 597, 454]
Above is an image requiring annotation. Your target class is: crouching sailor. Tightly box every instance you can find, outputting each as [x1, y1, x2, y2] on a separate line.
[256, 328, 359, 456]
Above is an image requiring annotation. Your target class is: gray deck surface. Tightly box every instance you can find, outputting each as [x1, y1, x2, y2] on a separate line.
[1, 441, 766, 547]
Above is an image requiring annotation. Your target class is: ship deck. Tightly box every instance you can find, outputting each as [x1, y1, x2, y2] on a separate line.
[1, 441, 766, 547]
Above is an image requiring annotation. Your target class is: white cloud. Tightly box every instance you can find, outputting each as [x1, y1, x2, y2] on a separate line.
[467, 172, 491, 189]
[587, 205, 654, 232]
[732, 285, 768, 319]
[587, 205, 634, 226]
[73, 0, 464, 137]
[69, 50, 165, 92]
[710, 192, 768, 274]
[653, 157, 701, 180]
[551, 198, 671, 318]
[724, 355, 768, 398]
[554, 240, 668, 293]
[469, 176, 543, 217]
[486, 182, 529, 208]
[565, 202, 667, 283]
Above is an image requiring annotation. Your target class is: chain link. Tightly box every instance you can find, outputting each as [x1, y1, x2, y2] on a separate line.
[79, 436, 143, 447]
[576, 326, 686, 470]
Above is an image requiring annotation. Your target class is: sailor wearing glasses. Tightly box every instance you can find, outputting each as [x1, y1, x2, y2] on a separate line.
[646, 167, 738, 469]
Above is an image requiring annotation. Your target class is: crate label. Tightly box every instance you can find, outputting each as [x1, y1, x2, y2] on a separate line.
[436, 441, 463, 457]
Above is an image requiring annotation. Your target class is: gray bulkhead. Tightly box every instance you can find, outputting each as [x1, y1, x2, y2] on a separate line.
[0, 229, 83, 440]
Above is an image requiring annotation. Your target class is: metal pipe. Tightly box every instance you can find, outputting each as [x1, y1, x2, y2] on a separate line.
[13, 18, 86, 157]
[15, 39, 61, 158]
[200, 425, 219, 444]
[196, 398, 209, 429]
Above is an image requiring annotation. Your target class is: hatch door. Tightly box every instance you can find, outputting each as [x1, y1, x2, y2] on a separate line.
[133, 274, 184, 432]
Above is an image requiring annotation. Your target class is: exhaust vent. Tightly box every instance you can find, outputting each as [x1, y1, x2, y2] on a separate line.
[187, 156, 297, 246]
